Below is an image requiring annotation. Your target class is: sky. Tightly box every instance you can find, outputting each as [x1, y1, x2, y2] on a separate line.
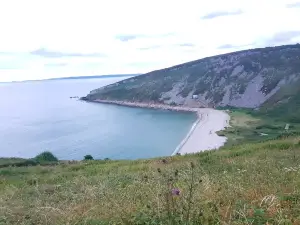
[0, 0, 300, 82]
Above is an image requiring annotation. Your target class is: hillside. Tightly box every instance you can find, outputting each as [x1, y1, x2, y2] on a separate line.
[1, 137, 300, 224]
[85, 44, 300, 109]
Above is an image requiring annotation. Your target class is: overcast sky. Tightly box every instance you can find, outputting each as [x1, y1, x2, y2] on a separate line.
[0, 0, 300, 82]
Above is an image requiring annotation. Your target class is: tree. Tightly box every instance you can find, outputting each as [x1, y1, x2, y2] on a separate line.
[84, 155, 94, 160]
[35, 151, 58, 162]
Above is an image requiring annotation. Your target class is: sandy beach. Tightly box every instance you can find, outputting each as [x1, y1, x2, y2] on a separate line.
[90, 99, 230, 155]
[173, 108, 230, 155]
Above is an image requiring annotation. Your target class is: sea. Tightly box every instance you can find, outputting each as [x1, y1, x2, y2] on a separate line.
[0, 77, 197, 160]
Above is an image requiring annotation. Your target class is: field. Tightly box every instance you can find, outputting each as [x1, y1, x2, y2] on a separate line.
[1, 136, 300, 224]
[218, 107, 300, 147]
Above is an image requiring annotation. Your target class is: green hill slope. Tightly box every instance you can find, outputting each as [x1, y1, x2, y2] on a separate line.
[258, 80, 300, 123]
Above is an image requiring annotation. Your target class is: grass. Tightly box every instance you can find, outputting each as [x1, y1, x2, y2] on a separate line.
[1, 137, 300, 224]
[218, 107, 300, 147]
[217, 110, 261, 146]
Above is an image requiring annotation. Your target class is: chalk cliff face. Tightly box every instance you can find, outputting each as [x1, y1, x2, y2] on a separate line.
[86, 44, 300, 108]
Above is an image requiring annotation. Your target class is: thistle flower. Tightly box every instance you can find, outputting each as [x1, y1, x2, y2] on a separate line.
[171, 188, 181, 196]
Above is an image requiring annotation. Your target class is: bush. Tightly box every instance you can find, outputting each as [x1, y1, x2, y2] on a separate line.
[0, 159, 38, 168]
[84, 155, 94, 160]
[35, 151, 58, 163]
[255, 124, 281, 130]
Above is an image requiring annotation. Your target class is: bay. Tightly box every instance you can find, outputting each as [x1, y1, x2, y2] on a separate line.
[0, 78, 197, 160]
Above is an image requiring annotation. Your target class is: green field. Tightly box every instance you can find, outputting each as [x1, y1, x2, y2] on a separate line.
[218, 96, 300, 146]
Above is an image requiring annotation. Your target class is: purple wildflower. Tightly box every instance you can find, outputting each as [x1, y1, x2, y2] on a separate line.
[171, 188, 180, 196]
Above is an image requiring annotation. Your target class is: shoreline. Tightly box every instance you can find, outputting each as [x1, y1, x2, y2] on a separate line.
[176, 108, 230, 154]
[87, 99, 230, 155]
[91, 99, 200, 113]
[171, 114, 201, 155]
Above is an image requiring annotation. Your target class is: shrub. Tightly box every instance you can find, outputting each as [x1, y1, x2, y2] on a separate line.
[16, 160, 38, 167]
[84, 155, 94, 160]
[35, 151, 58, 163]
[0, 159, 38, 168]
[255, 124, 281, 130]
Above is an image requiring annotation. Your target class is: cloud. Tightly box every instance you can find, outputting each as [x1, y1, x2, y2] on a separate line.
[286, 2, 300, 8]
[218, 44, 236, 49]
[178, 43, 195, 47]
[1, 0, 300, 82]
[30, 48, 107, 58]
[138, 45, 162, 50]
[116, 33, 174, 42]
[0, 52, 14, 55]
[127, 61, 160, 68]
[45, 63, 68, 67]
[268, 31, 300, 45]
[138, 43, 195, 50]
[115, 34, 143, 42]
[0, 64, 17, 70]
[218, 43, 255, 50]
[201, 9, 243, 20]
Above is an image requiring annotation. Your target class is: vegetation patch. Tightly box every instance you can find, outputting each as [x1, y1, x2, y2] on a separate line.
[217, 106, 300, 146]
[35, 151, 58, 163]
[84, 155, 94, 160]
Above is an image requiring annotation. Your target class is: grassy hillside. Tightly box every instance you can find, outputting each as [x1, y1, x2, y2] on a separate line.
[217, 107, 300, 147]
[259, 80, 300, 123]
[1, 137, 300, 224]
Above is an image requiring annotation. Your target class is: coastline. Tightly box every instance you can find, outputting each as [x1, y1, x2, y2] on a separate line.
[175, 108, 230, 154]
[171, 115, 201, 155]
[88, 99, 230, 155]
[92, 99, 199, 112]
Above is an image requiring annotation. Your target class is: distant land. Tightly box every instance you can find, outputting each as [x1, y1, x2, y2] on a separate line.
[48, 74, 140, 80]
[1, 74, 140, 83]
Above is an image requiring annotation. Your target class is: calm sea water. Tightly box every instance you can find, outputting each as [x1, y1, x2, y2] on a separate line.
[0, 78, 197, 160]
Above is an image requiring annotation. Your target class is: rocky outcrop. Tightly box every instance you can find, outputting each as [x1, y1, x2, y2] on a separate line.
[85, 44, 300, 109]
